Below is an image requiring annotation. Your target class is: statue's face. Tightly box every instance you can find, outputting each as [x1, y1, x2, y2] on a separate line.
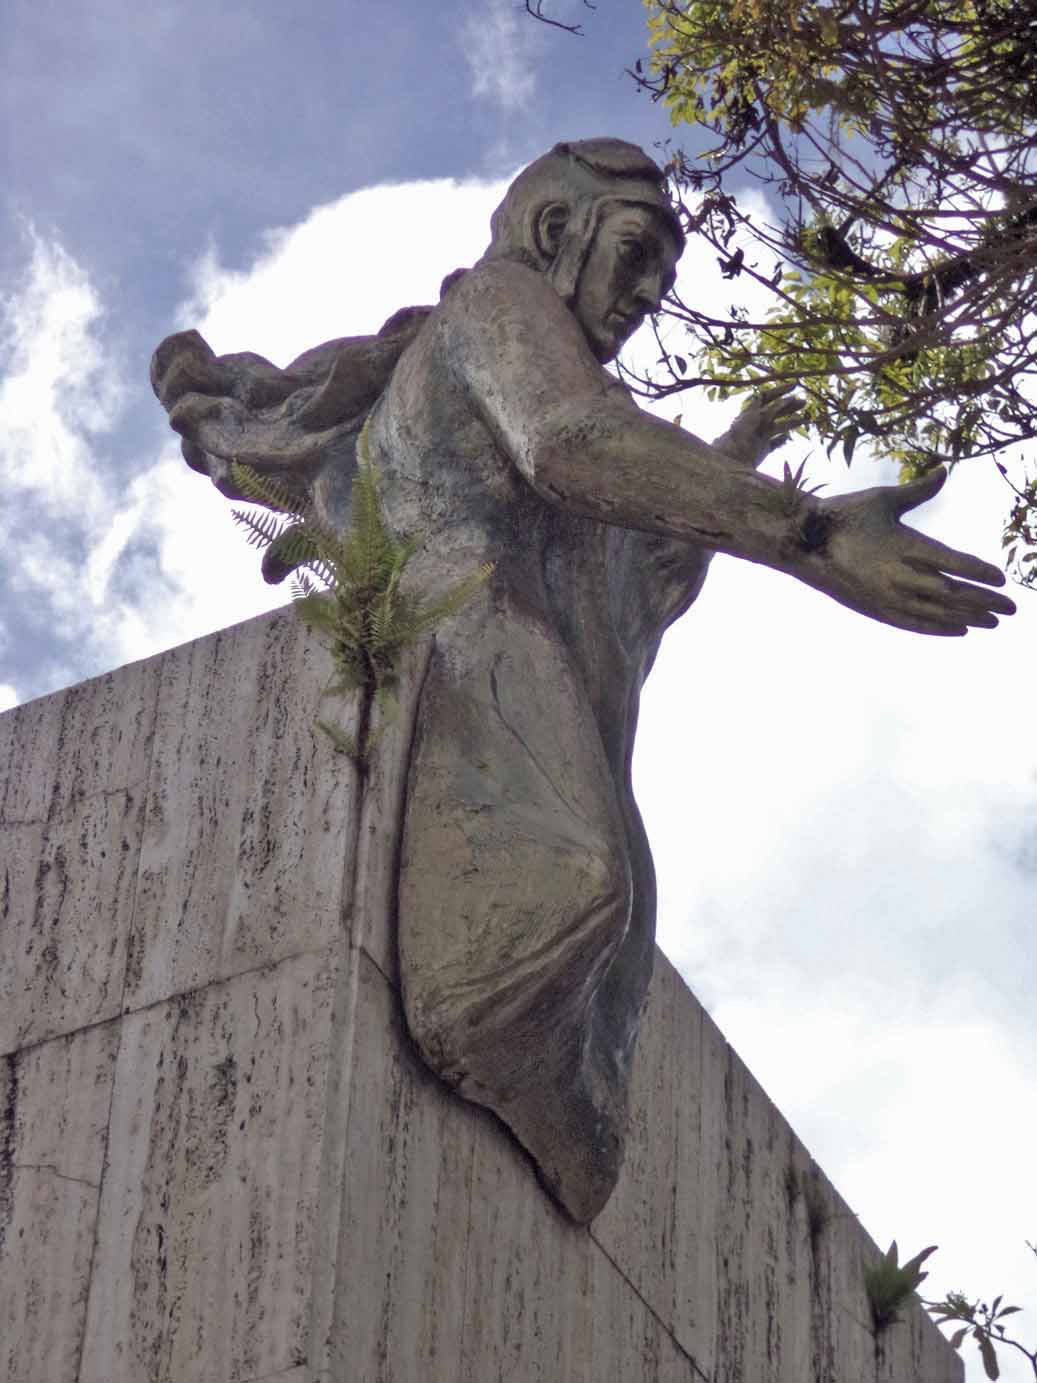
[572, 204, 680, 363]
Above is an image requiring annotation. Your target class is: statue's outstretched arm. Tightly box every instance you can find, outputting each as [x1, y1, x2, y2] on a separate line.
[444, 261, 1014, 637]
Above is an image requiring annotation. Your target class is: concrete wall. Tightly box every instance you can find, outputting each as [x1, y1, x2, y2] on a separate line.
[0, 608, 962, 1383]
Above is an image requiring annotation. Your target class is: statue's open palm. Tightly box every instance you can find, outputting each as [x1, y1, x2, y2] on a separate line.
[806, 468, 1015, 636]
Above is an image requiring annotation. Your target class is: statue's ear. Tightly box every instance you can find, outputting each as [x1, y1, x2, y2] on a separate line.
[533, 203, 570, 262]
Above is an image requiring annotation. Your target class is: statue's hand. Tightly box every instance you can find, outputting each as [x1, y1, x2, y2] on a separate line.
[800, 468, 1016, 635]
[713, 383, 805, 470]
[150, 330, 234, 415]
[151, 330, 254, 481]
[150, 329, 325, 499]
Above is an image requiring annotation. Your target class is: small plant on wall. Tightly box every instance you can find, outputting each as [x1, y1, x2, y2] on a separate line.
[865, 1240, 938, 1330]
[866, 1238, 1037, 1380]
[230, 422, 491, 770]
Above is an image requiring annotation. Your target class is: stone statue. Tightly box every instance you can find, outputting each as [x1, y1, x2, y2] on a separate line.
[151, 139, 1014, 1222]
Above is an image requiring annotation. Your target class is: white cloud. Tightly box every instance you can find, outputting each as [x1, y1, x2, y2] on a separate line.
[179, 176, 509, 363]
[461, 1, 539, 113]
[0, 230, 288, 688]
[0, 683, 17, 712]
[0, 229, 122, 526]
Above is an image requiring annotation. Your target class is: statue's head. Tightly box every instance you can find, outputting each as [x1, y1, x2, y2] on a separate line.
[480, 138, 685, 363]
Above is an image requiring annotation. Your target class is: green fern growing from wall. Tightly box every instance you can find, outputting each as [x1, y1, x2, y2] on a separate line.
[230, 422, 491, 768]
[865, 1241, 938, 1331]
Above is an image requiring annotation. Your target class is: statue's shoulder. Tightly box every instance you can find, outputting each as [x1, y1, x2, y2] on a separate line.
[438, 257, 559, 316]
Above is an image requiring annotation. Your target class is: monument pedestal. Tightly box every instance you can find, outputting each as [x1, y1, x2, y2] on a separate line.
[0, 609, 961, 1382]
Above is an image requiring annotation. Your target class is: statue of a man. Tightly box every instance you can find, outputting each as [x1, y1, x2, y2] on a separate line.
[152, 139, 1013, 1222]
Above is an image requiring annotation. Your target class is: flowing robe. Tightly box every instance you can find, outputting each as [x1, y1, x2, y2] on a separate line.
[369, 258, 713, 1220]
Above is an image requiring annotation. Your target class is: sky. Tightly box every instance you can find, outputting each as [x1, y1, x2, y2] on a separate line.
[2, 2, 1035, 1376]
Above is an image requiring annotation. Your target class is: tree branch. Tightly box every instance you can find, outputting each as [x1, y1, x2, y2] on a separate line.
[523, 0, 595, 36]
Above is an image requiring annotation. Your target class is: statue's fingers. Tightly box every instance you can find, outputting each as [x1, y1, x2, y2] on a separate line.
[763, 414, 807, 453]
[901, 614, 969, 637]
[732, 382, 792, 422]
[759, 391, 806, 428]
[880, 595, 968, 636]
[150, 330, 209, 393]
[893, 570, 1014, 623]
[772, 406, 807, 433]
[956, 581, 1015, 618]
[901, 534, 1011, 593]
[934, 583, 1011, 623]
[886, 466, 946, 515]
[906, 597, 995, 632]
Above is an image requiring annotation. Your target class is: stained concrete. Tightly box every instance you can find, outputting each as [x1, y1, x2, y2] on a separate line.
[0, 607, 962, 1382]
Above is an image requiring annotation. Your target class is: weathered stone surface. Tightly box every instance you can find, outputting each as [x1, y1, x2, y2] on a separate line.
[125, 608, 357, 1011]
[592, 954, 711, 1363]
[0, 1021, 119, 1383]
[588, 1248, 704, 1382]
[0, 619, 964, 1383]
[78, 947, 343, 1383]
[595, 955, 957, 1383]
[461, 1098, 594, 1381]
[0, 657, 158, 1054]
[323, 952, 473, 1383]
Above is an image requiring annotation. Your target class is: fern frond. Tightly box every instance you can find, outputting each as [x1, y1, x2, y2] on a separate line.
[231, 463, 306, 515]
[291, 569, 322, 601]
[303, 557, 338, 590]
[230, 420, 491, 773]
[408, 563, 494, 634]
[264, 521, 325, 575]
[232, 507, 293, 550]
[369, 567, 406, 651]
[348, 421, 404, 591]
[293, 592, 339, 638]
[321, 675, 364, 697]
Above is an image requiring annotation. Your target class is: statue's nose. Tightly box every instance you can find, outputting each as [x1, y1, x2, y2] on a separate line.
[632, 267, 665, 312]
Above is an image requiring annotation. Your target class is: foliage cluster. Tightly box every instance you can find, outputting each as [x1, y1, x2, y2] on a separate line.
[623, 0, 1037, 580]
[860, 1239, 1037, 1379]
[927, 1278, 1033, 1381]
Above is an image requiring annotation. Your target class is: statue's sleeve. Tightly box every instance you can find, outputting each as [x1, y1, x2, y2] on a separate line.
[440, 260, 714, 627]
[150, 310, 432, 508]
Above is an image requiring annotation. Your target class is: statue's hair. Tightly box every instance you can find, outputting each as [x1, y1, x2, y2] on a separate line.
[479, 138, 684, 304]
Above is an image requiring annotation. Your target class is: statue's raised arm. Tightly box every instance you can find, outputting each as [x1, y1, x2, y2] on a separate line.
[153, 138, 1013, 1223]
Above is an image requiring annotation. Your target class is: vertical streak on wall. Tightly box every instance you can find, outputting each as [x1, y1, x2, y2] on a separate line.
[0, 609, 963, 1383]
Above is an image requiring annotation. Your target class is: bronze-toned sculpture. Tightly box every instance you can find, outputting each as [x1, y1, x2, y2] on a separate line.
[152, 139, 1013, 1222]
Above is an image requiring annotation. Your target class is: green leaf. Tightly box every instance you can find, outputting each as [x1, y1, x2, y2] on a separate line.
[977, 1330, 1000, 1380]
[842, 427, 860, 466]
